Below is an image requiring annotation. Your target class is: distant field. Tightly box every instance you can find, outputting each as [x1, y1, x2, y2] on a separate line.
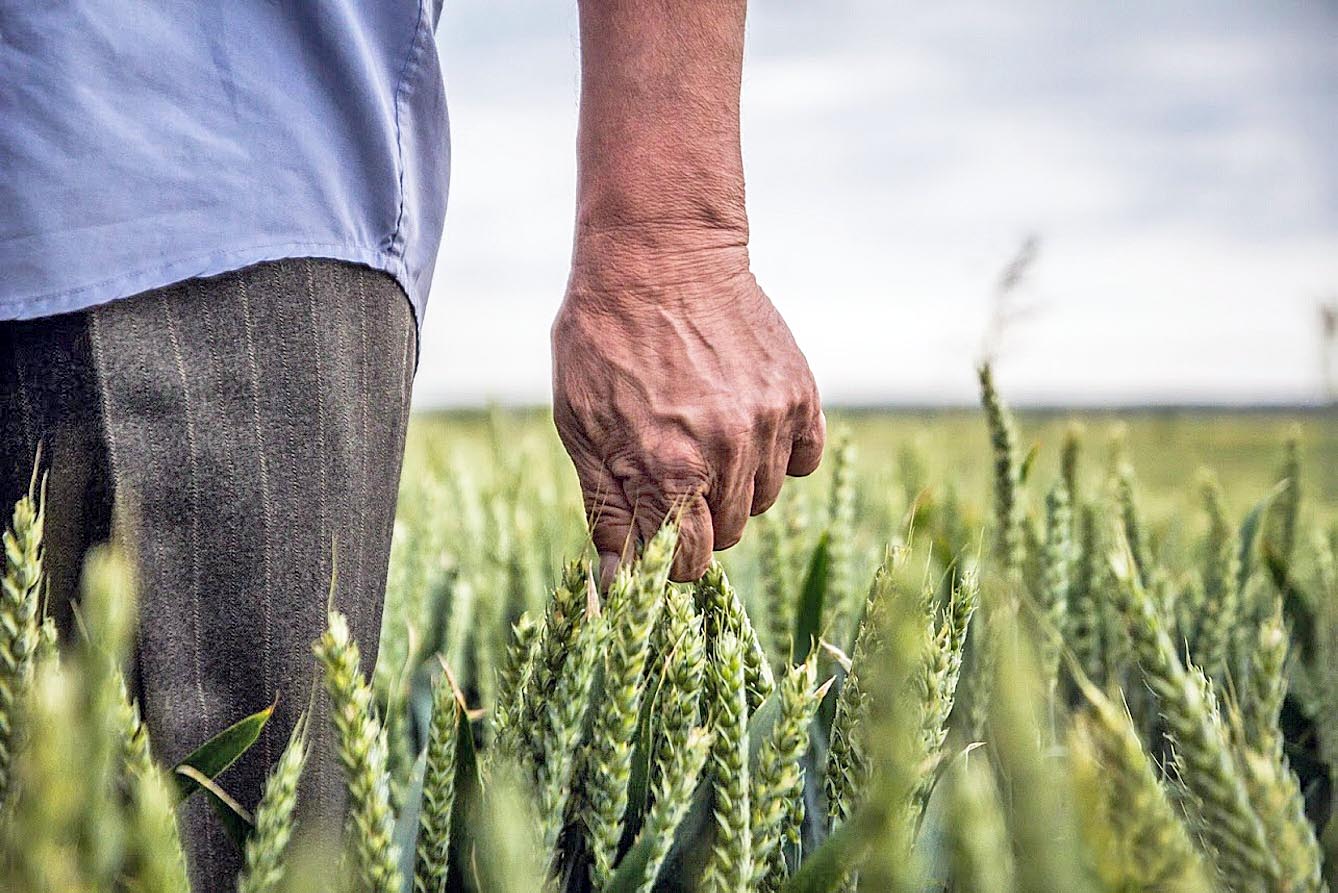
[410, 405, 1337, 521]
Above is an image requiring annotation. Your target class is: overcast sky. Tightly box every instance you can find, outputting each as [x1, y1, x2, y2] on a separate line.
[415, 1, 1338, 407]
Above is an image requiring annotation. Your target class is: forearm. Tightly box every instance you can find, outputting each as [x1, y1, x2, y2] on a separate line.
[575, 0, 750, 251]
[559, 1, 824, 583]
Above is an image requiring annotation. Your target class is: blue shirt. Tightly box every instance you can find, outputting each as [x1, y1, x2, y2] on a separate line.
[0, 2, 449, 325]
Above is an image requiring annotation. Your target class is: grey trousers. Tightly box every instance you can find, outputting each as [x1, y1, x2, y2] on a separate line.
[0, 258, 416, 891]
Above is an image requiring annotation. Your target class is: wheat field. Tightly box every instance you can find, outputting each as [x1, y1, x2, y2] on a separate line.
[1, 369, 1335, 893]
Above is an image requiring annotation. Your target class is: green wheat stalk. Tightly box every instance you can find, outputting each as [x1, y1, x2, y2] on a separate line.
[824, 433, 860, 650]
[1060, 421, 1082, 513]
[756, 513, 793, 663]
[632, 727, 712, 893]
[701, 630, 751, 893]
[114, 671, 155, 783]
[696, 562, 774, 713]
[978, 363, 1024, 579]
[986, 610, 1093, 893]
[1036, 481, 1072, 696]
[414, 673, 460, 893]
[111, 657, 195, 893]
[581, 525, 675, 889]
[537, 591, 603, 856]
[78, 546, 138, 890]
[944, 756, 1016, 893]
[1176, 573, 1207, 671]
[238, 715, 310, 893]
[1109, 547, 1277, 889]
[1195, 472, 1239, 681]
[493, 611, 540, 757]
[5, 664, 81, 889]
[1241, 599, 1287, 757]
[824, 579, 883, 831]
[519, 562, 589, 766]
[1116, 461, 1152, 587]
[750, 656, 824, 891]
[973, 363, 1023, 742]
[314, 609, 402, 893]
[844, 564, 932, 893]
[1068, 503, 1105, 686]
[124, 761, 193, 893]
[651, 586, 706, 802]
[0, 477, 45, 806]
[1069, 685, 1210, 892]
[1230, 740, 1323, 893]
[1227, 601, 1323, 892]
[1263, 431, 1300, 572]
[912, 570, 976, 817]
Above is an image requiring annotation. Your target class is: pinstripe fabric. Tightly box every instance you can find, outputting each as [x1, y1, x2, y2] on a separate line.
[1, 310, 115, 631]
[0, 258, 416, 891]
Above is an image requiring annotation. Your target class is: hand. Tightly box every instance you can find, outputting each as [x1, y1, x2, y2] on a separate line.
[552, 229, 825, 585]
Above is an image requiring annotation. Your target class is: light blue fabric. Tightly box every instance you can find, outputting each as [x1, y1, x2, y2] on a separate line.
[0, 2, 449, 325]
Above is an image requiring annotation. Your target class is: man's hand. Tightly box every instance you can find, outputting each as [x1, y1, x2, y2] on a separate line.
[556, 0, 823, 584]
[553, 228, 824, 585]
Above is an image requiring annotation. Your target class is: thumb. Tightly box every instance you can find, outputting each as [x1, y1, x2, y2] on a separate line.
[580, 463, 635, 592]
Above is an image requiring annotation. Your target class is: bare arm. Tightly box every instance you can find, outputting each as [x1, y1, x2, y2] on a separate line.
[553, 0, 825, 585]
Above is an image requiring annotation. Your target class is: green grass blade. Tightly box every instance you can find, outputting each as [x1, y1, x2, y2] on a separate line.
[793, 533, 831, 663]
[172, 700, 275, 803]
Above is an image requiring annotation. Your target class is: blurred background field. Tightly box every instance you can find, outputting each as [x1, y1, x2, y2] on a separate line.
[401, 405, 1337, 556]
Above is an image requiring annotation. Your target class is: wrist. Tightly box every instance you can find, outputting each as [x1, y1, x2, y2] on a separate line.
[575, 146, 748, 235]
[571, 227, 748, 326]
[570, 217, 751, 296]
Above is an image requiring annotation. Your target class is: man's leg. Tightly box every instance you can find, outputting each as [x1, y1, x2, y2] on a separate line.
[1, 257, 416, 888]
[1, 311, 115, 628]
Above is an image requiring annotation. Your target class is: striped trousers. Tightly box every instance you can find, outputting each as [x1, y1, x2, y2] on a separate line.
[0, 258, 416, 891]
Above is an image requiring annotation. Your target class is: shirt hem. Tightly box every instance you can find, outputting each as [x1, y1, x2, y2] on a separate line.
[1, 241, 425, 331]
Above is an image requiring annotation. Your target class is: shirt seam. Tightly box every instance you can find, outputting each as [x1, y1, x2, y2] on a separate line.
[388, 0, 428, 265]
[4, 239, 402, 312]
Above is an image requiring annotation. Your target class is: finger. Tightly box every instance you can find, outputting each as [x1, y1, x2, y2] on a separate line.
[710, 474, 754, 551]
[668, 494, 714, 583]
[598, 551, 622, 593]
[751, 448, 789, 516]
[787, 408, 826, 477]
[614, 443, 711, 579]
[702, 437, 756, 551]
[577, 462, 636, 590]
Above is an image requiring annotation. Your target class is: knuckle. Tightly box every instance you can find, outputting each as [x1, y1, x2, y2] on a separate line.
[771, 387, 805, 420]
[702, 407, 756, 442]
[788, 384, 821, 423]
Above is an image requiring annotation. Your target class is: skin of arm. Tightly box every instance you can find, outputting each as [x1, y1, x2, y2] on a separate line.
[552, 0, 825, 585]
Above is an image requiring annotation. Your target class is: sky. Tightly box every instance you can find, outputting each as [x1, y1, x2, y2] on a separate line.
[415, 1, 1338, 407]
